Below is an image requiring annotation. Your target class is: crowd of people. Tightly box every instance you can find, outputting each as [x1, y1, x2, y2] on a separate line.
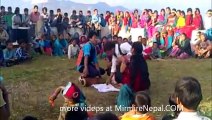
[0, 4, 212, 120]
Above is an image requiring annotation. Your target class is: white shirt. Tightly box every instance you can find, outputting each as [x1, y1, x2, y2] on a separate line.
[68, 44, 80, 59]
[12, 14, 22, 29]
[204, 16, 212, 30]
[175, 112, 211, 120]
[111, 42, 132, 73]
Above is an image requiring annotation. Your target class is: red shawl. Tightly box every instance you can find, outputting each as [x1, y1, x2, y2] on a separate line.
[185, 15, 193, 26]
[193, 14, 203, 29]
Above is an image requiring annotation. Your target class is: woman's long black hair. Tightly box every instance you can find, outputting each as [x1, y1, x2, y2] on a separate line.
[129, 42, 150, 89]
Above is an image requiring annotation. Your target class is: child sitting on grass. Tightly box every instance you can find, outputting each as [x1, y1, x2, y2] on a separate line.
[68, 39, 80, 59]
[194, 33, 212, 58]
[151, 42, 161, 59]
[120, 91, 155, 120]
[173, 77, 210, 120]
[42, 34, 52, 56]
[3, 41, 18, 67]
[48, 82, 87, 120]
[15, 41, 32, 63]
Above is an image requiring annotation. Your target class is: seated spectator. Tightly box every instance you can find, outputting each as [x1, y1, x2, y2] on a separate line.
[53, 34, 67, 56]
[22, 116, 38, 120]
[3, 41, 18, 67]
[15, 41, 32, 62]
[141, 38, 152, 60]
[0, 25, 9, 46]
[68, 39, 80, 59]
[79, 35, 88, 48]
[77, 31, 105, 86]
[120, 42, 150, 92]
[59, 34, 68, 53]
[194, 33, 212, 58]
[120, 91, 155, 120]
[169, 33, 192, 59]
[94, 112, 119, 120]
[0, 77, 10, 120]
[190, 31, 201, 52]
[173, 77, 210, 120]
[48, 82, 86, 120]
[32, 38, 43, 55]
[42, 34, 52, 56]
[151, 42, 162, 59]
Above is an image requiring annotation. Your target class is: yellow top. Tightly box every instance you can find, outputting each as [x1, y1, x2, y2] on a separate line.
[176, 17, 185, 28]
[121, 111, 156, 120]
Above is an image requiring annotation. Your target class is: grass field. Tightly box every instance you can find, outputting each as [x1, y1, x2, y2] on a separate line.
[0, 56, 211, 120]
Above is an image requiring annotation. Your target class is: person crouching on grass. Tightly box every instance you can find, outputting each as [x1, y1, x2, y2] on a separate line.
[76, 31, 105, 87]
[120, 91, 155, 120]
[48, 82, 88, 120]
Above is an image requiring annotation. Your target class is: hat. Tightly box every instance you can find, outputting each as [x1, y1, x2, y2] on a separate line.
[63, 82, 80, 100]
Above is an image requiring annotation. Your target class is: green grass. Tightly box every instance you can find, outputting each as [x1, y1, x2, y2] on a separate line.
[0, 56, 211, 120]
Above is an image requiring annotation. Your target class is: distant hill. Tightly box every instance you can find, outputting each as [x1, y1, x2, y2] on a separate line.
[39, 0, 130, 15]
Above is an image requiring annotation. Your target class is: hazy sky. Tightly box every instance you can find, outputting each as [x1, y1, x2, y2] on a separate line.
[1, 0, 211, 13]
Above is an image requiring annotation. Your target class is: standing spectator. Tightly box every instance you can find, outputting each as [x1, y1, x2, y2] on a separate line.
[204, 9, 212, 30]
[30, 5, 40, 37]
[92, 9, 101, 37]
[78, 10, 85, 29]
[193, 8, 204, 30]
[164, 7, 171, 24]
[70, 10, 79, 28]
[204, 10, 212, 41]
[100, 14, 106, 27]
[3, 7, 14, 40]
[22, 8, 30, 27]
[0, 6, 6, 28]
[105, 11, 111, 25]
[63, 12, 69, 33]
[85, 10, 92, 34]
[12, 7, 22, 42]
[40, 7, 50, 36]
[54, 9, 63, 34]
[49, 10, 55, 27]
[0, 25, 9, 46]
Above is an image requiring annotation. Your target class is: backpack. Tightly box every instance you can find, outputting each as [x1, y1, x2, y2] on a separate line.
[76, 43, 95, 66]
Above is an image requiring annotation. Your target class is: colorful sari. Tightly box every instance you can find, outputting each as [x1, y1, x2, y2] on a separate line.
[193, 14, 203, 30]
[140, 14, 149, 28]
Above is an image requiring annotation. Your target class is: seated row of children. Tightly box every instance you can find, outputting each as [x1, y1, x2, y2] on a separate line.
[46, 76, 210, 120]
[0, 41, 32, 67]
